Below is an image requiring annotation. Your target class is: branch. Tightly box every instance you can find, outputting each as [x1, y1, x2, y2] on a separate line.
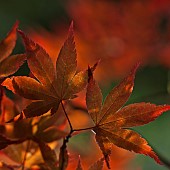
[61, 101, 73, 131]
[22, 140, 31, 170]
[59, 101, 96, 170]
[73, 126, 96, 132]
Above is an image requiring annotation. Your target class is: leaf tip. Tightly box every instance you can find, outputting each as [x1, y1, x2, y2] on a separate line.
[18, 29, 37, 52]
[70, 20, 74, 30]
[148, 150, 162, 165]
[7, 21, 19, 37]
[13, 20, 19, 30]
[67, 20, 74, 37]
[5, 112, 24, 123]
[88, 65, 93, 83]
[131, 62, 140, 75]
[17, 29, 23, 35]
[87, 60, 100, 82]
[92, 60, 100, 72]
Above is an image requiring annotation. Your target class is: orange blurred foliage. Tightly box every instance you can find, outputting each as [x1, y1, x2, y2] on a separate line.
[68, 0, 170, 76]
[29, 0, 170, 84]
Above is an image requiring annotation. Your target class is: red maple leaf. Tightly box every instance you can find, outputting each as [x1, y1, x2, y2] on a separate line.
[86, 63, 170, 168]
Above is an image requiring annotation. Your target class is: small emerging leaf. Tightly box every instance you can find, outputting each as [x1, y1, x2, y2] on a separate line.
[88, 158, 104, 170]
[76, 157, 83, 170]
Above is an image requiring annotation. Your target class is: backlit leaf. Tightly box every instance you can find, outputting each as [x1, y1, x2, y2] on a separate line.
[12, 76, 55, 100]
[9, 22, 96, 118]
[38, 141, 57, 167]
[0, 21, 18, 62]
[88, 158, 104, 170]
[103, 103, 170, 128]
[0, 54, 26, 79]
[86, 64, 170, 168]
[98, 63, 139, 124]
[55, 21, 77, 98]
[76, 158, 83, 170]
[0, 22, 26, 80]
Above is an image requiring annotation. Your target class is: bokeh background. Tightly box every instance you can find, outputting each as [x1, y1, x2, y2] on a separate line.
[0, 0, 170, 169]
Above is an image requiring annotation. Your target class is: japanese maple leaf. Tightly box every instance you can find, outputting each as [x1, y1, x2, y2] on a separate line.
[7, 22, 96, 118]
[76, 157, 104, 170]
[0, 21, 26, 81]
[86, 63, 170, 169]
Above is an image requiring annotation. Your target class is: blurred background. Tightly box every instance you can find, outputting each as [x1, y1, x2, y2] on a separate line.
[0, 0, 170, 169]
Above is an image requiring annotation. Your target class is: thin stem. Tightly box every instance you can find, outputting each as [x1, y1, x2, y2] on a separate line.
[61, 101, 73, 131]
[73, 126, 96, 132]
[22, 140, 31, 170]
[59, 125, 96, 170]
[59, 135, 70, 170]
[59, 101, 96, 170]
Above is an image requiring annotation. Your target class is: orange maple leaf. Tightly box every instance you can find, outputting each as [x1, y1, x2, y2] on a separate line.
[3, 22, 96, 118]
[0, 21, 26, 81]
[86, 63, 170, 168]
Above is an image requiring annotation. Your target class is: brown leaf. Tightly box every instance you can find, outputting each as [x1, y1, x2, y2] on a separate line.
[103, 103, 170, 128]
[12, 76, 55, 100]
[38, 141, 57, 167]
[86, 64, 170, 168]
[95, 131, 112, 169]
[1, 78, 15, 93]
[98, 63, 139, 124]
[9, 22, 96, 118]
[76, 158, 83, 170]
[37, 110, 66, 132]
[0, 134, 13, 150]
[0, 22, 26, 80]
[104, 128, 161, 164]
[88, 157, 104, 170]
[55, 21, 77, 98]
[0, 54, 26, 79]
[36, 126, 67, 143]
[86, 71, 102, 124]
[23, 100, 59, 118]
[0, 21, 18, 62]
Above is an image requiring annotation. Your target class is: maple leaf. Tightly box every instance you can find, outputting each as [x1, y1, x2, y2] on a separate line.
[0, 21, 26, 81]
[38, 141, 57, 168]
[35, 112, 67, 143]
[6, 22, 96, 118]
[86, 63, 170, 168]
[0, 134, 13, 150]
[76, 157, 104, 170]
[76, 158, 83, 170]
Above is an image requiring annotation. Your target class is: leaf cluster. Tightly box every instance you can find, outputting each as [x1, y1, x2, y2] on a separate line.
[0, 21, 169, 170]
